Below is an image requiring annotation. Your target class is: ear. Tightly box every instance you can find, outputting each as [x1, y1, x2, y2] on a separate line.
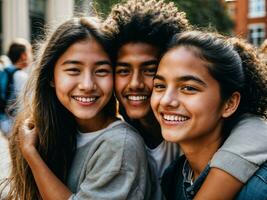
[222, 92, 241, 118]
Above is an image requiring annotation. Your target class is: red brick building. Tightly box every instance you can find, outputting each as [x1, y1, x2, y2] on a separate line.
[225, 0, 267, 46]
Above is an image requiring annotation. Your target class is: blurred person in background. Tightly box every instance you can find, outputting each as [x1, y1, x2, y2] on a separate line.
[0, 38, 32, 136]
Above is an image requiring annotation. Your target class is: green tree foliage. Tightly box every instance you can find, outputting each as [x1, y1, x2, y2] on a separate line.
[93, 0, 121, 17]
[94, 0, 233, 33]
[171, 0, 234, 34]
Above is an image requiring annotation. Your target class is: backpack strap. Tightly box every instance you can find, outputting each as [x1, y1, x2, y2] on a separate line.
[0, 67, 19, 113]
[4, 67, 19, 101]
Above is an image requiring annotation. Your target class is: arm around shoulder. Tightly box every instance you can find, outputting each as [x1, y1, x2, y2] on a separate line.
[195, 115, 267, 200]
[211, 115, 267, 182]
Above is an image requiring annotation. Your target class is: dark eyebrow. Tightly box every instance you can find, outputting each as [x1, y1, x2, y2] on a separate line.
[95, 60, 112, 66]
[177, 75, 207, 87]
[62, 60, 111, 66]
[153, 74, 165, 81]
[116, 62, 130, 67]
[116, 60, 158, 68]
[141, 60, 158, 67]
[62, 60, 82, 65]
[153, 74, 207, 87]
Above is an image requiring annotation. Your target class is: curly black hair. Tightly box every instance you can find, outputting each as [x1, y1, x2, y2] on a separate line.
[102, 0, 191, 56]
[230, 37, 267, 119]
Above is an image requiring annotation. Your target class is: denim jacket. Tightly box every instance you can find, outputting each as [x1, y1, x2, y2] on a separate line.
[161, 155, 267, 200]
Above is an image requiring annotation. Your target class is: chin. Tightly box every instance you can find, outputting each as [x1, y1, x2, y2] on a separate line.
[126, 110, 148, 120]
[127, 113, 145, 120]
[162, 130, 181, 143]
[74, 112, 96, 120]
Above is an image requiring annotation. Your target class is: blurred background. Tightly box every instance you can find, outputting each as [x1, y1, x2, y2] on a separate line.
[0, 0, 266, 53]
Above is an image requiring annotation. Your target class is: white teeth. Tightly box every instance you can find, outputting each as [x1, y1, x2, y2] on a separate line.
[163, 114, 188, 122]
[128, 96, 147, 101]
[74, 96, 96, 103]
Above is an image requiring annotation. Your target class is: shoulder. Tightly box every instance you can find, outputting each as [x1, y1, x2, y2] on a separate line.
[13, 70, 28, 80]
[232, 114, 267, 133]
[81, 120, 146, 165]
[99, 120, 145, 151]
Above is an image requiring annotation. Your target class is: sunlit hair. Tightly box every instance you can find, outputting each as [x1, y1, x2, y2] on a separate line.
[260, 39, 267, 54]
[167, 31, 267, 137]
[1, 17, 116, 200]
[102, 0, 191, 58]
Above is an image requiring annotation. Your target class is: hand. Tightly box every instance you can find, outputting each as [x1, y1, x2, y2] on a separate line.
[18, 118, 38, 157]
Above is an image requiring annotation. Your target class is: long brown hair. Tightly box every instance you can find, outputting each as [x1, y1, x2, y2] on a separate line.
[1, 17, 116, 200]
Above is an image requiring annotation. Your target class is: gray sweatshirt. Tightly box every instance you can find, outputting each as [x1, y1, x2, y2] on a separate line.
[211, 115, 267, 182]
[67, 121, 151, 200]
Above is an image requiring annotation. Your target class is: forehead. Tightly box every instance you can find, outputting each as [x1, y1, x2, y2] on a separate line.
[67, 39, 107, 55]
[56, 39, 110, 65]
[117, 42, 159, 61]
[158, 46, 212, 79]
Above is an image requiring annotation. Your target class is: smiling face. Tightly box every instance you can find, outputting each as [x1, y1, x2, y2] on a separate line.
[53, 39, 113, 131]
[151, 46, 228, 146]
[115, 42, 159, 120]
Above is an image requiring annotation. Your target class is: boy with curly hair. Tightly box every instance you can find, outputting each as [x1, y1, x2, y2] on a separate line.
[103, 0, 267, 199]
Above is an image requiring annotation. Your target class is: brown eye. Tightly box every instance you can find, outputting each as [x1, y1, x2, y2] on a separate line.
[180, 85, 198, 93]
[65, 68, 80, 75]
[143, 67, 157, 76]
[115, 68, 130, 76]
[95, 68, 112, 76]
[153, 82, 166, 92]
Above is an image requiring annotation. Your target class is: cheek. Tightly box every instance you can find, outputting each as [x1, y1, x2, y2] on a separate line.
[186, 94, 222, 118]
[150, 93, 161, 113]
[144, 77, 154, 91]
[114, 76, 128, 93]
[54, 69, 71, 89]
[101, 77, 114, 96]
[54, 75, 72, 95]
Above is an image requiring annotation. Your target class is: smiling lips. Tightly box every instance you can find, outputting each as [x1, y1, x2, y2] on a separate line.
[73, 96, 97, 103]
[161, 113, 190, 124]
[127, 95, 148, 101]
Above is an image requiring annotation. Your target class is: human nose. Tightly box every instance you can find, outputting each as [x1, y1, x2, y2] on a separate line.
[129, 71, 144, 90]
[160, 87, 179, 108]
[78, 73, 96, 91]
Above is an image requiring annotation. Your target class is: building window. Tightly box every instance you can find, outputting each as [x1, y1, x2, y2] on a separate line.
[248, 24, 266, 46]
[248, 0, 266, 18]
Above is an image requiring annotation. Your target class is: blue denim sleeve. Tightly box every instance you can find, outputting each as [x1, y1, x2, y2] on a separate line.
[235, 161, 267, 200]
